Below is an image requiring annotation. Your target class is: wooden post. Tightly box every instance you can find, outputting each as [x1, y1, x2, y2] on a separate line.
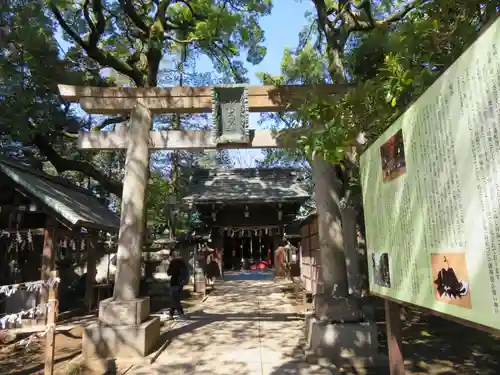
[44, 270, 58, 375]
[385, 299, 405, 375]
[85, 234, 97, 312]
[40, 219, 56, 324]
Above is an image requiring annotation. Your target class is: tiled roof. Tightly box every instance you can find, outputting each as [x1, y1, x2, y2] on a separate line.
[183, 168, 310, 203]
[0, 160, 120, 231]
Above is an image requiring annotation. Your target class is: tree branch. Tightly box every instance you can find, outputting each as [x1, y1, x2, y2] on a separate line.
[177, 0, 205, 21]
[93, 116, 129, 131]
[49, 2, 145, 86]
[32, 133, 123, 197]
[376, 0, 432, 27]
[210, 42, 246, 82]
[92, 0, 106, 35]
[119, 0, 150, 32]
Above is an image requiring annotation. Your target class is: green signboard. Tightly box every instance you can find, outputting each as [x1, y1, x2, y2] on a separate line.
[360, 17, 500, 331]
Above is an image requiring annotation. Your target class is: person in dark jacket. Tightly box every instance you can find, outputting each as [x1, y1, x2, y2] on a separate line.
[167, 251, 188, 319]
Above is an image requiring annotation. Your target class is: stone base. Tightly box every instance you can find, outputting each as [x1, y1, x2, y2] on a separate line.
[82, 317, 161, 373]
[98, 297, 150, 325]
[313, 294, 363, 322]
[305, 312, 378, 364]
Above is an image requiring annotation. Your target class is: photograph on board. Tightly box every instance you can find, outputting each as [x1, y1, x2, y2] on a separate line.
[371, 252, 391, 288]
[431, 252, 472, 309]
[380, 129, 406, 182]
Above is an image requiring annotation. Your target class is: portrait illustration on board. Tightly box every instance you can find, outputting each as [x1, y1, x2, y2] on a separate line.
[371, 252, 391, 288]
[431, 252, 472, 309]
[380, 129, 406, 182]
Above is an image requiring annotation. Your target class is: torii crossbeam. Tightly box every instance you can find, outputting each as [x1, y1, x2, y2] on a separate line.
[59, 84, 349, 150]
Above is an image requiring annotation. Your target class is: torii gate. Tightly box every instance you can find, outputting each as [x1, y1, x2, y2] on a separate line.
[58, 83, 351, 368]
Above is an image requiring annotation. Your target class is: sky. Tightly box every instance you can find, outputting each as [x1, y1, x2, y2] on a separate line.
[57, 1, 314, 168]
[211, 0, 314, 167]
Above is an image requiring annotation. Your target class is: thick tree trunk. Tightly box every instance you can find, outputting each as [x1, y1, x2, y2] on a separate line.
[312, 155, 349, 298]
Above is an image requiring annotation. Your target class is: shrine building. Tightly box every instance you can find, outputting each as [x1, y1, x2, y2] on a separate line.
[182, 168, 310, 270]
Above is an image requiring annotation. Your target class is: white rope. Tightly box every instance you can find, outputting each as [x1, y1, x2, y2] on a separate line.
[0, 278, 60, 296]
[0, 300, 58, 329]
[17, 324, 56, 347]
[0, 230, 36, 243]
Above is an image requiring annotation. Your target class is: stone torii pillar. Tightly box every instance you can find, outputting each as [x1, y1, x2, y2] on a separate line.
[82, 101, 160, 371]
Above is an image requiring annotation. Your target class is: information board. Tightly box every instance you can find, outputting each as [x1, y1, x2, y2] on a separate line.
[360, 17, 500, 331]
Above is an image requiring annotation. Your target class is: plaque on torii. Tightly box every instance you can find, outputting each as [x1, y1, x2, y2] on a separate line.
[211, 85, 250, 147]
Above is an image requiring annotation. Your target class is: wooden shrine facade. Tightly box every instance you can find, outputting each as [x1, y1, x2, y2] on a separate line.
[183, 168, 310, 270]
[0, 160, 120, 320]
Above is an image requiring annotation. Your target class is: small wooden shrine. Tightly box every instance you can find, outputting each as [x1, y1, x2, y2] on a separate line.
[0, 160, 120, 319]
[183, 168, 310, 270]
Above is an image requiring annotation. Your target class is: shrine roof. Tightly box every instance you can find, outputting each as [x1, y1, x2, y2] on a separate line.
[183, 168, 310, 203]
[0, 160, 120, 231]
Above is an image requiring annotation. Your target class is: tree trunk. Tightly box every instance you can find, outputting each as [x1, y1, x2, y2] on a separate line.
[312, 155, 349, 298]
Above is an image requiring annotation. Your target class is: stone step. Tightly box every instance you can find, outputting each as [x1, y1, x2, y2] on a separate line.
[304, 349, 389, 375]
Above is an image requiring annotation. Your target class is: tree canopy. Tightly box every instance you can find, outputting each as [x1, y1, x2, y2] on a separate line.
[1, 0, 266, 206]
[2, 0, 499, 229]
[47, 0, 271, 86]
[258, 0, 498, 205]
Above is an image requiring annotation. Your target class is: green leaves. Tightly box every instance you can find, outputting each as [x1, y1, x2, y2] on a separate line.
[258, 0, 495, 171]
[48, 0, 272, 86]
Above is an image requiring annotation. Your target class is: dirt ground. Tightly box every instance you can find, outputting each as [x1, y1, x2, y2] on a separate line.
[0, 287, 206, 375]
[2, 284, 499, 375]
[279, 283, 500, 375]
[395, 308, 500, 375]
[0, 326, 84, 375]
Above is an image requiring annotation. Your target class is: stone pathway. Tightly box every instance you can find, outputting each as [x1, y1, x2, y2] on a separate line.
[125, 271, 338, 375]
